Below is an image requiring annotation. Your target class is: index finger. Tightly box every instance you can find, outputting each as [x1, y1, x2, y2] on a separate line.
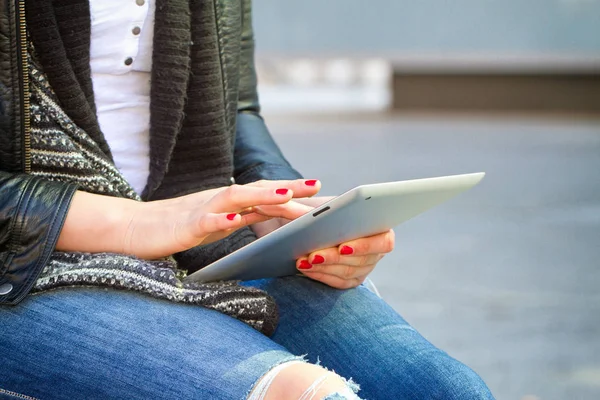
[338, 230, 395, 256]
[206, 184, 294, 213]
[247, 179, 321, 199]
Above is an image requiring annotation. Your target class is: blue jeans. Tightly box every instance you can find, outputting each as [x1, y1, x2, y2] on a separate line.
[0, 276, 494, 399]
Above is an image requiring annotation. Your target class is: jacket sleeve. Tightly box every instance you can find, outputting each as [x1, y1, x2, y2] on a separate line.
[233, 0, 303, 185]
[0, 171, 77, 305]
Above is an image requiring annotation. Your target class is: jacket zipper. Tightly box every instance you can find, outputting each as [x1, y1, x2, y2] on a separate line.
[17, 0, 31, 173]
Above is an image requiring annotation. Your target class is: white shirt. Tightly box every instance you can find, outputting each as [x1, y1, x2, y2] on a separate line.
[90, 0, 155, 195]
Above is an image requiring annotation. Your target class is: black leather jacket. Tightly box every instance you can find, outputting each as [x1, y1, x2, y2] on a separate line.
[0, 0, 301, 305]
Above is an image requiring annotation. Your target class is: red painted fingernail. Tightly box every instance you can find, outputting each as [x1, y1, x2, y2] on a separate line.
[227, 213, 237, 221]
[340, 246, 354, 255]
[312, 255, 325, 264]
[305, 180, 318, 186]
[276, 188, 289, 195]
[298, 260, 312, 270]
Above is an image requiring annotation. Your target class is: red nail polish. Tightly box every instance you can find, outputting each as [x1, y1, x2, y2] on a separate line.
[227, 214, 237, 221]
[298, 260, 312, 270]
[340, 246, 354, 255]
[312, 255, 325, 264]
[276, 188, 289, 195]
[305, 180, 318, 186]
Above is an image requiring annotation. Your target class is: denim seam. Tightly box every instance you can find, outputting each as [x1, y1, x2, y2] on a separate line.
[0, 388, 39, 400]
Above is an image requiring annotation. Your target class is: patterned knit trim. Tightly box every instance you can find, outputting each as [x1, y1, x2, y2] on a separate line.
[34, 252, 276, 333]
[28, 51, 138, 200]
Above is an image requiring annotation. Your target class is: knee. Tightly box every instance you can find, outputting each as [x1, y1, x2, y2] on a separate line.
[248, 361, 361, 400]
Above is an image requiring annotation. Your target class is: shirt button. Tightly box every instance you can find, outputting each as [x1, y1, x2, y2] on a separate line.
[124, 57, 134, 66]
[136, 0, 145, 6]
[132, 26, 141, 35]
[0, 283, 13, 296]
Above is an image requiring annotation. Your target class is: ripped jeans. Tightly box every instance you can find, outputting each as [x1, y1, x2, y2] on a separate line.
[0, 276, 494, 399]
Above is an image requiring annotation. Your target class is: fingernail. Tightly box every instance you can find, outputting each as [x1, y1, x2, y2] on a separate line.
[227, 213, 237, 221]
[305, 180, 318, 186]
[312, 255, 325, 264]
[298, 260, 312, 270]
[276, 188, 289, 195]
[340, 246, 354, 255]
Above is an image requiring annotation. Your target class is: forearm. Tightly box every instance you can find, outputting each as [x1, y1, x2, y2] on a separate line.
[58, 180, 319, 261]
[56, 191, 137, 255]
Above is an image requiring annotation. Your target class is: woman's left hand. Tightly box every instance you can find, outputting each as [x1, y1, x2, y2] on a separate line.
[251, 196, 396, 290]
[296, 229, 395, 289]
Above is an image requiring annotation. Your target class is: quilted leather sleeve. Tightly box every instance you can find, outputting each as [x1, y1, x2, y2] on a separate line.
[0, 171, 77, 305]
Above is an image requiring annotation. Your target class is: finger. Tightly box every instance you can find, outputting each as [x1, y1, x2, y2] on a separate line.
[252, 201, 314, 221]
[297, 258, 377, 280]
[337, 230, 395, 257]
[207, 184, 294, 213]
[191, 212, 245, 239]
[305, 247, 382, 267]
[247, 179, 321, 199]
[238, 213, 270, 226]
[205, 212, 276, 235]
[300, 269, 368, 290]
[196, 213, 273, 245]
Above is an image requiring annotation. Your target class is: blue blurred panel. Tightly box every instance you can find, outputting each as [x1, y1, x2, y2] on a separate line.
[253, 0, 600, 53]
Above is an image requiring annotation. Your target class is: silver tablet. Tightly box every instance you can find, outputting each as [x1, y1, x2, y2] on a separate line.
[184, 172, 485, 283]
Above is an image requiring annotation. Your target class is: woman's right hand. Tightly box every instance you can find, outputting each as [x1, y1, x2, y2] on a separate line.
[57, 179, 321, 259]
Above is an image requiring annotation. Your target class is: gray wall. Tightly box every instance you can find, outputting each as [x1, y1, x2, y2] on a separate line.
[253, 0, 600, 54]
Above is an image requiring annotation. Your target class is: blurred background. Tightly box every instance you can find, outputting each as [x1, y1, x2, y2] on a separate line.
[252, 1, 600, 399]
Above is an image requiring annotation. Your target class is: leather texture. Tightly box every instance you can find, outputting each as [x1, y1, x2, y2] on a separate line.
[0, 0, 302, 305]
[0, 0, 23, 173]
[0, 172, 77, 304]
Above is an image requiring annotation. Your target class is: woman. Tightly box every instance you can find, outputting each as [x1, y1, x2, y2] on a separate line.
[0, 0, 495, 398]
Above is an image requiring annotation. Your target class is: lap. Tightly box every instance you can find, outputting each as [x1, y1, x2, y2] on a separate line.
[0, 288, 295, 400]
[1, 278, 494, 399]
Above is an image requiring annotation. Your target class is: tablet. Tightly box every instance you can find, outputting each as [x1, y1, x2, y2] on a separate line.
[184, 172, 485, 283]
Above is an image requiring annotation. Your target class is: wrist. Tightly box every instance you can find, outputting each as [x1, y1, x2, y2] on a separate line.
[57, 191, 141, 254]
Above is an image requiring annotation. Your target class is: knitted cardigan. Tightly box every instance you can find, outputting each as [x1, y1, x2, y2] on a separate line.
[23, 0, 285, 336]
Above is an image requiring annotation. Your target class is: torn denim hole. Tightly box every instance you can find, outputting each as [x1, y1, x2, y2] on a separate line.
[323, 391, 362, 400]
[319, 377, 363, 400]
[312, 362, 362, 399]
[298, 373, 363, 400]
[298, 374, 329, 400]
[246, 356, 363, 400]
[247, 358, 307, 400]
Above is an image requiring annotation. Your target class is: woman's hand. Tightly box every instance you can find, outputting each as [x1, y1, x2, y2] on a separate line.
[251, 196, 396, 290]
[57, 179, 321, 260]
[250, 196, 334, 238]
[296, 229, 395, 289]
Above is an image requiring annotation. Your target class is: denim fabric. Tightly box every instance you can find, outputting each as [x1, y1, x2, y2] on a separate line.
[250, 277, 495, 399]
[0, 276, 494, 399]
